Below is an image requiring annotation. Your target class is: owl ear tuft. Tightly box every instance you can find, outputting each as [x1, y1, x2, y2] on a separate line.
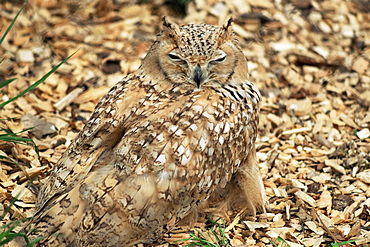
[162, 16, 181, 43]
[218, 18, 234, 45]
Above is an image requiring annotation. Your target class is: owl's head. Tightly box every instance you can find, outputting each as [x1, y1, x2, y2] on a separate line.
[141, 17, 248, 88]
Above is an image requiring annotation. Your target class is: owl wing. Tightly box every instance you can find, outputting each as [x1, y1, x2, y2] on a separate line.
[27, 74, 175, 244]
[35, 74, 146, 209]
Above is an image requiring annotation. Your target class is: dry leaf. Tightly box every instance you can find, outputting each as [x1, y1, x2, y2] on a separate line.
[21, 114, 57, 139]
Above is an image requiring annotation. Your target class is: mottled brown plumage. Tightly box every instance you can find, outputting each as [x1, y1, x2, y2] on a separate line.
[17, 17, 266, 246]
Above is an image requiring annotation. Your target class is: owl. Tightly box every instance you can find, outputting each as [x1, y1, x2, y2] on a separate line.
[15, 17, 266, 246]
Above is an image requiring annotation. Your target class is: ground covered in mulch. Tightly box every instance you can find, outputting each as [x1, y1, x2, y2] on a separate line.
[1, 0, 370, 246]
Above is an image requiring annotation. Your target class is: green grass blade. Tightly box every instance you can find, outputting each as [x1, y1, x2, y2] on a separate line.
[0, 196, 20, 220]
[0, 0, 29, 45]
[0, 49, 79, 108]
[277, 236, 291, 247]
[0, 127, 34, 138]
[0, 154, 34, 181]
[0, 192, 40, 246]
[0, 128, 36, 147]
[27, 236, 43, 246]
[326, 239, 359, 247]
[0, 134, 33, 143]
[0, 127, 12, 134]
[0, 78, 17, 89]
[0, 232, 21, 245]
[0, 155, 8, 160]
[174, 218, 229, 247]
[269, 239, 279, 247]
[269, 236, 292, 247]
[0, 218, 34, 246]
[0, 127, 39, 156]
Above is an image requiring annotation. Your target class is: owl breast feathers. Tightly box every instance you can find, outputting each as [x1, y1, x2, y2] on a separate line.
[16, 17, 266, 246]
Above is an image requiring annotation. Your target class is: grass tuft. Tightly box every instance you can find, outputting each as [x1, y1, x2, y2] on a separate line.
[269, 236, 291, 247]
[175, 218, 229, 247]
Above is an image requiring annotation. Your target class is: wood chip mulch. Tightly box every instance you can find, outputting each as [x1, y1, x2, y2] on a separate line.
[1, 0, 370, 246]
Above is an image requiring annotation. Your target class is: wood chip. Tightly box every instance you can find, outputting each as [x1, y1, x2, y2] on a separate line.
[325, 159, 346, 175]
[352, 56, 369, 74]
[282, 127, 311, 135]
[357, 170, 370, 184]
[316, 190, 332, 209]
[244, 221, 270, 232]
[54, 87, 85, 111]
[73, 86, 110, 104]
[16, 49, 34, 62]
[356, 128, 370, 139]
[295, 190, 316, 207]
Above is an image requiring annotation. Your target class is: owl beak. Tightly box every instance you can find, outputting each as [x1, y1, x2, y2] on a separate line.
[193, 64, 203, 87]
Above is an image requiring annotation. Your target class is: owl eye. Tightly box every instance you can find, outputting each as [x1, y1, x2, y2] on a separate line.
[211, 54, 227, 63]
[168, 53, 182, 61]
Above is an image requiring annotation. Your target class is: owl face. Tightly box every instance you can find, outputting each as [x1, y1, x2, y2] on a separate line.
[151, 18, 246, 88]
[165, 46, 234, 87]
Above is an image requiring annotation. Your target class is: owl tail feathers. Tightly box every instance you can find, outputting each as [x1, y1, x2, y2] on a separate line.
[233, 146, 267, 216]
[8, 213, 80, 247]
[205, 147, 267, 220]
[234, 162, 267, 216]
